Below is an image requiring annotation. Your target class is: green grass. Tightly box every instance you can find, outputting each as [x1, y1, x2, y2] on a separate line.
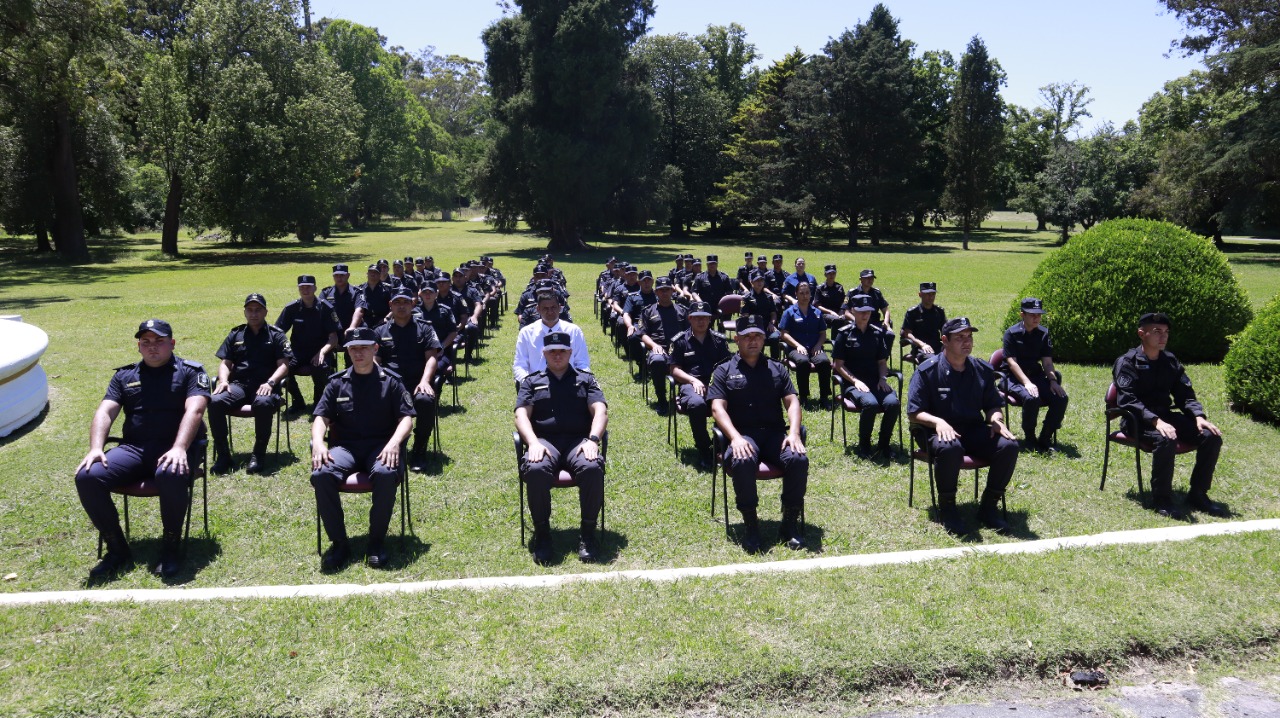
[0, 220, 1278, 716]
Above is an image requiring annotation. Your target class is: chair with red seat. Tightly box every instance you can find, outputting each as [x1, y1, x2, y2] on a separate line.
[312, 439, 412, 554]
[1100, 382, 1197, 501]
[513, 431, 608, 544]
[711, 426, 807, 536]
[906, 424, 1006, 518]
[225, 396, 291, 466]
[717, 294, 743, 336]
[829, 371, 904, 450]
[97, 437, 209, 558]
[990, 348, 1061, 447]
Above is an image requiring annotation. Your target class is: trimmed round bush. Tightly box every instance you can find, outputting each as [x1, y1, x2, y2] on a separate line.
[1001, 219, 1252, 364]
[1225, 293, 1280, 422]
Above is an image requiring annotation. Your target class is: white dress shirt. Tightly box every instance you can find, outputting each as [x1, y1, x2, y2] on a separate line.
[513, 319, 590, 383]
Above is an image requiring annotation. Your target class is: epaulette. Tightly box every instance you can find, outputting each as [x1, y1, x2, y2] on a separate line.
[266, 324, 286, 333]
[710, 330, 727, 340]
[712, 354, 737, 369]
[231, 323, 248, 331]
[327, 368, 352, 382]
[180, 358, 206, 371]
[114, 362, 137, 372]
[917, 354, 942, 372]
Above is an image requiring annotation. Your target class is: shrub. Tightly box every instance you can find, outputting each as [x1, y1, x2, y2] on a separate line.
[1224, 293, 1280, 422]
[1001, 218, 1252, 364]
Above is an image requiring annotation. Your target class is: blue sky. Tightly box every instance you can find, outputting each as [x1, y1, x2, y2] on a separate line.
[312, 0, 1206, 133]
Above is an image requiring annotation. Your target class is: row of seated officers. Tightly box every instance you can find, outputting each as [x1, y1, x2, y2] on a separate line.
[74, 278, 1228, 581]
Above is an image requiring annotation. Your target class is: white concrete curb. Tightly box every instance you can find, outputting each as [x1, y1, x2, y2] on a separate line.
[3, 519, 1277, 607]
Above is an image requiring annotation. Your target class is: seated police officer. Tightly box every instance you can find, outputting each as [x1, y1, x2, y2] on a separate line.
[670, 301, 732, 470]
[709, 314, 809, 553]
[274, 274, 341, 414]
[907, 317, 1018, 535]
[900, 281, 946, 364]
[833, 295, 900, 460]
[1001, 297, 1068, 453]
[75, 319, 210, 580]
[743, 269, 782, 357]
[515, 331, 608, 565]
[352, 264, 394, 331]
[1114, 312, 1226, 518]
[311, 327, 416, 571]
[208, 293, 293, 475]
[637, 276, 690, 413]
[321, 264, 360, 338]
[376, 288, 442, 468]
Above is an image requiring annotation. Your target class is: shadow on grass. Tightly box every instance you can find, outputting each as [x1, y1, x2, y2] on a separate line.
[719, 517, 828, 556]
[84, 535, 222, 588]
[533, 527, 629, 567]
[0, 405, 48, 449]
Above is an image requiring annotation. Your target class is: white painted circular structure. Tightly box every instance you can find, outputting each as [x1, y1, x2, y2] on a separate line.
[0, 317, 49, 437]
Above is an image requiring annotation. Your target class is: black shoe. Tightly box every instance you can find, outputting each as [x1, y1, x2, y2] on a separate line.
[151, 532, 182, 579]
[320, 541, 350, 573]
[878, 445, 898, 462]
[246, 453, 266, 475]
[409, 446, 428, 470]
[1036, 439, 1057, 455]
[88, 536, 132, 581]
[531, 533, 552, 566]
[820, 397, 832, 411]
[1152, 495, 1184, 520]
[978, 503, 1009, 535]
[578, 530, 598, 563]
[210, 453, 232, 475]
[285, 400, 307, 418]
[1187, 493, 1229, 517]
[855, 445, 875, 461]
[780, 506, 806, 550]
[697, 450, 715, 472]
[655, 402, 669, 416]
[938, 505, 969, 536]
[366, 541, 389, 569]
[740, 513, 762, 554]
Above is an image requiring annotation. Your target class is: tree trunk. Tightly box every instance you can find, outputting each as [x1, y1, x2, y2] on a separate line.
[870, 213, 881, 247]
[912, 208, 925, 230]
[49, 101, 89, 262]
[709, 217, 718, 234]
[36, 228, 52, 253]
[847, 222, 859, 248]
[547, 221, 589, 251]
[442, 207, 453, 221]
[1211, 219, 1224, 247]
[1035, 213, 1047, 232]
[1059, 224, 1070, 245]
[161, 171, 183, 256]
[962, 217, 971, 250]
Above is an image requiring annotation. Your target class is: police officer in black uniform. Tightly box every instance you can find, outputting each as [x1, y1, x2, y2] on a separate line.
[735, 250, 756, 292]
[321, 264, 361, 335]
[907, 317, 1018, 535]
[622, 270, 658, 362]
[391, 259, 417, 294]
[833, 295, 900, 460]
[765, 254, 789, 296]
[415, 281, 459, 377]
[692, 255, 734, 320]
[843, 268, 892, 354]
[208, 293, 294, 475]
[900, 281, 946, 364]
[638, 277, 690, 412]
[1001, 297, 1068, 453]
[353, 264, 394, 330]
[450, 266, 486, 363]
[275, 275, 342, 413]
[376, 288, 443, 467]
[310, 327, 416, 572]
[743, 269, 782, 357]
[1113, 312, 1226, 518]
[75, 319, 211, 580]
[515, 331, 609, 565]
[670, 301, 732, 469]
[815, 264, 848, 332]
[708, 314, 809, 553]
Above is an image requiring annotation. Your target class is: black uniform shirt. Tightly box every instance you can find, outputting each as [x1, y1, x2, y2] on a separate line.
[622, 290, 658, 321]
[907, 354, 1002, 428]
[611, 282, 641, 307]
[516, 367, 606, 439]
[320, 285, 360, 329]
[742, 290, 778, 323]
[439, 290, 472, 326]
[765, 268, 790, 295]
[693, 271, 734, 307]
[639, 302, 689, 346]
[844, 286, 889, 326]
[215, 324, 293, 386]
[816, 282, 846, 315]
[707, 354, 796, 431]
[1002, 322, 1053, 366]
[832, 323, 888, 384]
[274, 298, 341, 359]
[736, 265, 754, 288]
[376, 318, 442, 386]
[670, 329, 732, 380]
[1113, 347, 1205, 428]
[416, 302, 458, 343]
[392, 273, 418, 294]
[314, 366, 415, 444]
[105, 355, 210, 445]
[356, 281, 394, 326]
[902, 303, 946, 353]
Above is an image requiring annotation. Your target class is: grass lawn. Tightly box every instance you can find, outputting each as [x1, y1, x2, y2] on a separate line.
[0, 219, 1278, 716]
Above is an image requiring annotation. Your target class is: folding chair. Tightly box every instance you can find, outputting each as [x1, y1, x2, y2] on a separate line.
[711, 426, 807, 536]
[665, 374, 690, 453]
[514, 431, 608, 544]
[226, 394, 291, 462]
[97, 437, 209, 558]
[1100, 382, 1196, 501]
[313, 439, 412, 554]
[906, 424, 1006, 518]
[717, 294, 743, 337]
[829, 371, 903, 449]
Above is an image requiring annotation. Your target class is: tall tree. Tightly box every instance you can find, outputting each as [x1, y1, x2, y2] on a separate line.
[407, 49, 490, 219]
[904, 49, 955, 230]
[941, 36, 1005, 249]
[477, 0, 657, 250]
[698, 23, 759, 113]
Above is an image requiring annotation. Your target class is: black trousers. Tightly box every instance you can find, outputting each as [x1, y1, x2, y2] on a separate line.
[75, 441, 195, 537]
[646, 352, 672, 401]
[676, 383, 712, 452]
[843, 384, 900, 450]
[1005, 376, 1068, 442]
[925, 424, 1019, 499]
[519, 436, 604, 527]
[786, 349, 831, 400]
[412, 389, 438, 447]
[311, 441, 399, 544]
[723, 428, 808, 512]
[1137, 412, 1222, 497]
[286, 361, 334, 406]
[208, 382, 280, 454]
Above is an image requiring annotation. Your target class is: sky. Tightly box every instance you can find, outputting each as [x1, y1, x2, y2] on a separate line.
[312, 0, 1207, 133]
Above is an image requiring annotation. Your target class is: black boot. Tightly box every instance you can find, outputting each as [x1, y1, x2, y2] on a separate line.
[246, 452, 267, 475]
[286, 382, 307, 415]
[531, 521, 553, 566]
[89, 528, 133, 581]
[780, 505, 806, 550]
[366, 538, 389, 569]
[1152, 493, 1183, 520]
[977, 491, 1009, 535]
[578, 523, 599, 563]
[211, 445, 232, 475]
[1186, 491, 1228, 517]
[320, 539, 350, 573]
[152, 530, 182, 578]
[740, 509, 762, 554]
[937, 493, 968, 536]
[409, 439, 428, 469]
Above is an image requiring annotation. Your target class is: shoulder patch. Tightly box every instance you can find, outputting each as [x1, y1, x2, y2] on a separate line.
[114, 363, 136, 372]
[181, 358, 205, 371]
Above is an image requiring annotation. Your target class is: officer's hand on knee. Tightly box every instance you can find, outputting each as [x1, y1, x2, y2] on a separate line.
[256, 382, 273, 397]
[213, 380, 229, 394]
[526, 440, 547, 463]
[1155, 418, 1178, 440]
[157, 446, 188, 474]
[934, 420, 958, 443]
[729, 436, 755, 461]
[312, 445, 332, 470]
[76, 449, 108, 473]
[378, 442, 400, 469]
[1196, 416, 1221, 437]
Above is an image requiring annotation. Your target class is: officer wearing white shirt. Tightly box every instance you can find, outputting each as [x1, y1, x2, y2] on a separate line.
[513, 290, 590, 384]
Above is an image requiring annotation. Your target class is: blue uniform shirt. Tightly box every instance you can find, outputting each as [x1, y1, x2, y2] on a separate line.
[707, 354, 796, 431]
[778, 304, 826, 349]
[105, 355, 210, 445]
[907, 354, 1003, 428]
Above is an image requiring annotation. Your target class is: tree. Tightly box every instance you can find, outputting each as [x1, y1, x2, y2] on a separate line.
[406, 49, 490, 220]
[904, 49, 954, 230]
[698, 23, 759, 113]
[1039, 81, 1093, 144]
[477, 0, 657, 251]
[634, 34, 729, 237]
[941, 36, 1004, 249]
[1001, 104, 1053, 230]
